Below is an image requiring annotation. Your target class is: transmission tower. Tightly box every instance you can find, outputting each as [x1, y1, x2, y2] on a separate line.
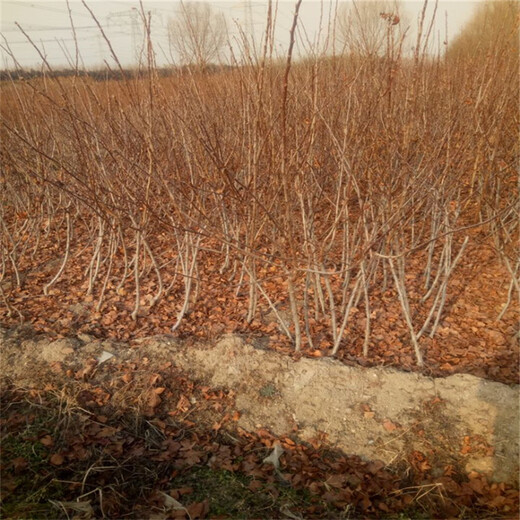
[107, 8, 164, 65]
[107, 8, 141, 63]
[231, 1, 264, 55]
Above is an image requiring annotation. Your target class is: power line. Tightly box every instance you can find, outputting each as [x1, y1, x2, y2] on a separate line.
[4, 29, 133, 45]
[2, 0, 92, 19]
[1, 25, 101, 33]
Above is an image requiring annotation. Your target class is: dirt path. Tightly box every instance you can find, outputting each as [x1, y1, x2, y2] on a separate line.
[1, 327, 518, 487]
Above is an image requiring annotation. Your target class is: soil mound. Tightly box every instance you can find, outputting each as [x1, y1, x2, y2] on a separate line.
[2, 326, 518, 486]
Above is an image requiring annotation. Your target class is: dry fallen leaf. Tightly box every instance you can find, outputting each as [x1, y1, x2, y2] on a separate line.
[50, 453, 65, 466]
[176, 394, 190, 412]
[11, 457, 28, 473]
[186, 500, 209, 519]
[382, 419, 398, 432]
[40, 435, 54, 447]
[148, 392, 162, 409]
[149, 373, 161, 384]
[248, 480, 263, 491]
[97, 426, 118, 438]
[326, 474, 346, 489]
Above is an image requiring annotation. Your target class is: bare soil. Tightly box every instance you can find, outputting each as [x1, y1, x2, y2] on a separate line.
[1, 325, 518, 488]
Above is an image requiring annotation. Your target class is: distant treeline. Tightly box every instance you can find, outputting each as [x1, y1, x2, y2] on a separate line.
[0, 64, 234, 82]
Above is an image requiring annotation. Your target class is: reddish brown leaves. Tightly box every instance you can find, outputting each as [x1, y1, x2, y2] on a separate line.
[2, 346, 519, 520]
[382, 418, 398, 432]
[185, 500, 210, 519]
[176, 394, 190, 412]
[39, 434, 54, 447]
[11, 457, 28, 473]
[49, 453, 65, 466]
[2, 211, 518, 386]
[410, 450, 432, 473]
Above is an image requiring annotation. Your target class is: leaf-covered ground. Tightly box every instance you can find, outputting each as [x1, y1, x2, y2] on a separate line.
[1, 209, 519, 519]
[1, 353, 518, 520]
[1, 221, 518, 386]
[1, 218, 519, 518]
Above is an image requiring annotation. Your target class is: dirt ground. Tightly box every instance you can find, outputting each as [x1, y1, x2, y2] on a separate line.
[1, 325, 518, 488]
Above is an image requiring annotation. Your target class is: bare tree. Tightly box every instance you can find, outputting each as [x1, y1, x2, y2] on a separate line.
[447, 0, 519, 61]
[336, 0, 405, 58]
[168, 2, 228, 69]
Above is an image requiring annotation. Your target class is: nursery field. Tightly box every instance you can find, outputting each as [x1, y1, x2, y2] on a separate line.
[1, 54, 518, 382]
[1, 2, 519, 516]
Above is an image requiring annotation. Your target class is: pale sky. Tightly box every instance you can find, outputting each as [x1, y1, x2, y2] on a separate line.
[0, 1, 483, 69]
